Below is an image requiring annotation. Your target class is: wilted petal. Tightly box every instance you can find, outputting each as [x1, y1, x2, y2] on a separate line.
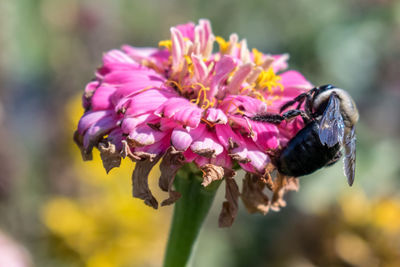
[81, 113, 117, 157]
[132, 155, 162, 209]
[219, 171, 239, 227]
[271, 173, 299, 211]
[241, 172, 270, 214]
[205, 108, 227, 124]
[191, 131, 223, 158]
[73, 131, 91, 161]
[98, 141, 122, 173]
[171, 127, 193, 151]
[200, 164, 224, 187]
[159, 147, 184, 206]
[128, 124, 166, 147]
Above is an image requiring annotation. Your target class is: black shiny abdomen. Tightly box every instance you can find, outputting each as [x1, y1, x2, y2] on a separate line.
[277, 121, 341, 177]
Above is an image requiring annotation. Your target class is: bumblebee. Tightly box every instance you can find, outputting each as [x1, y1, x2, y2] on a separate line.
[251, 85, 359, 186]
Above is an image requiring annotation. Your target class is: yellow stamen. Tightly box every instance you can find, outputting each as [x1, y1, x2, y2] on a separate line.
[190, 83, 215, 110]
[165, 80, 185, 93]
[201, 118, 216, 128]
[215, 36, 230, 54]
[252, 48, 264, 66]
[184, 55, 194, 78]
[137, 85, 158, 94]
[158, 39, 172, 50]
[255, 68, 284, 92]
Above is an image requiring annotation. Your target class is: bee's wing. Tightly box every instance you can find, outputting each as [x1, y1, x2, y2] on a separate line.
[343, 125, 356, 186]
[318, 94, 345, 147]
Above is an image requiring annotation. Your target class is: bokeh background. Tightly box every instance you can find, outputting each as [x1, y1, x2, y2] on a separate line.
[1, 0, 400, 266]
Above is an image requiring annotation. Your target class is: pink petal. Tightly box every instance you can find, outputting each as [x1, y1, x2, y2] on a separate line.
[183, 149, 198, 162]
[226, 63, 253, 94]
[155, 98, 202, 128]
[77, 110, 114, 134]
[103, 49, 135, 64]
[271, 54, 289, 73]
[124, 89, 177, 117]
[220, 95, 266, 116]
[210, 150, 232, 168]
[121, 113, 159, 134]
[83, 115, 117, 148]
[239, 139, 270, 173]
[175, 22, 196, 40]
[194, 156, 210, 167]
[122, 45, 163, 61]
[250, 120, 280, 151]
[209, 56, 236, 99]
[214, 124, 243, 150]
[102, 67, 164, 84]
[135, 135, 171, 155]
[111, 77, 167, 106]
[91, 86, 117, 110]
[191, 54, 209, 82]
[280, 70, 313, 93]
[171, 27, 185, 71]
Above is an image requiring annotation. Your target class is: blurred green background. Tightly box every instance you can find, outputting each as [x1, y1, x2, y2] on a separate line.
[1, 0, 400, 266]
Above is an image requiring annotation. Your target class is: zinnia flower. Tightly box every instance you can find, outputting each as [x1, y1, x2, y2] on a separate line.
[74, 19, 312, 227]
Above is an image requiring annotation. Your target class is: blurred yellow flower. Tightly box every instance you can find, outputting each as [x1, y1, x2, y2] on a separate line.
[41, 96, 171, 267]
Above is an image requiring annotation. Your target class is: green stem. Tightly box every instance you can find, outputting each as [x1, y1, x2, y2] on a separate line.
[163, 166, 222, 267]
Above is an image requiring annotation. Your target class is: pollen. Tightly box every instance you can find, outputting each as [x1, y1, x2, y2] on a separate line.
[159, 39, 172, 50]
[215, 36, 230, 54]
[252, 48, 264, 66]
[255, 68, 284, 92]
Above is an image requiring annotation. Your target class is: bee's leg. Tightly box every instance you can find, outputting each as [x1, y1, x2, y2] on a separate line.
[326, 151, 342, 166]
[280, 93, 308, 113]
[250, 113, 285, 124]
[282, 109, 311, 123]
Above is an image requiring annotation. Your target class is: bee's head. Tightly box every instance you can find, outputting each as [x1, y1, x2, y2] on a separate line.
[313, 86, 359, 126]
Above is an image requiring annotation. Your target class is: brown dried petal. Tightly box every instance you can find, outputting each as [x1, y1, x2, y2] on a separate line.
[201, 164, 225, 187]
[229, 153, 251, 164]
[159, 147, 184, 206]
[121, 141, 146, 161]
[73, 131, 92, 161]
[194, 148, 216, 158]
[219, 172, 239, 228]
[98, 141, 121, 173]
[241, 172, 270, 215]
[270, 173, 299, 211]
[131, 155, 162, 209]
